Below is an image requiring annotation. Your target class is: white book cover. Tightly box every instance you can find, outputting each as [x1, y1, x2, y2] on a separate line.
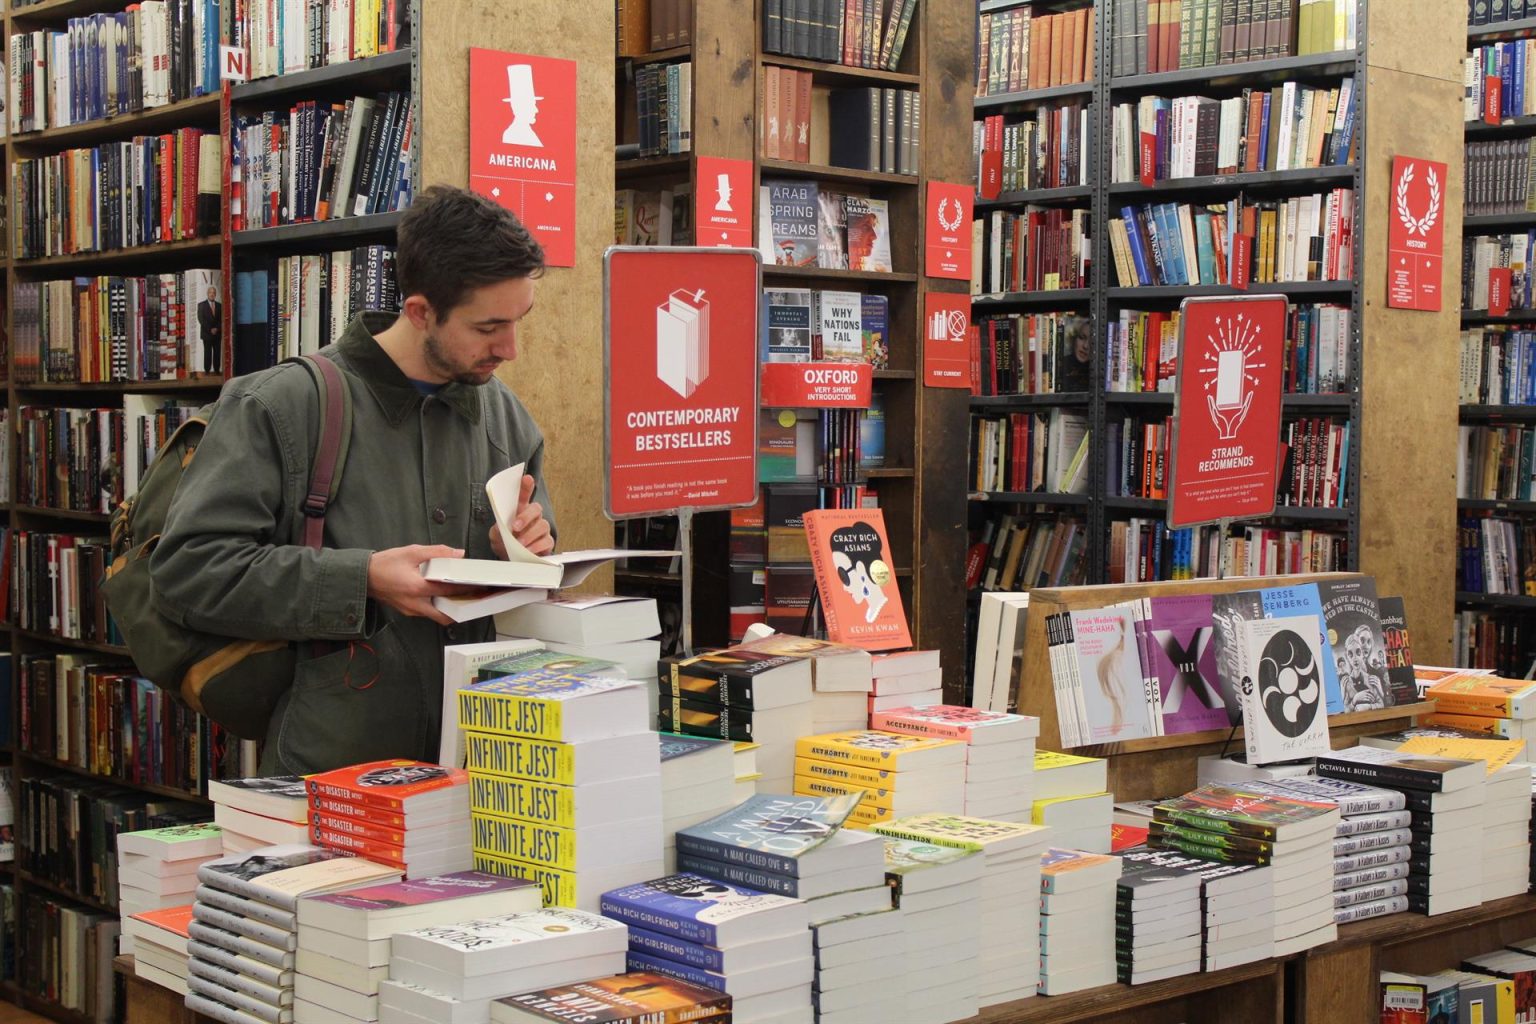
[817, 290, 864, 361]
[391, 908, 627, 975]
[1068, 607, 1156, 743]
[197, 845, 401, 912]
[1238, 614, 1333, 765]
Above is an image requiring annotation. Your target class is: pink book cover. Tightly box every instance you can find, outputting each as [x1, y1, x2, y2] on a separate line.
[304, 871, 536, 911]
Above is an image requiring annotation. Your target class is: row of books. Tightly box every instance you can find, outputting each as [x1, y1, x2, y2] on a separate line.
[235, 0, 410, 82]
[968, 513, 1089, 593]
[613, 186, 693, 248]
[1460, 328, 1536, 407]
[975, 5, 1095, 96]
[17, 657, 242, 798]
[230, 92, 414, 231]
[762, 288, 888, 364]
[1108, 78, 1357, 183]
[1108, 414, 1171, 500]
[1464, 138, 1536, 218]
[6, 530, 116, 646]
[1470, 0, 1536, 25]
[1108, 189, 1355, 288]
[12, 132, 221, 259]
[1459, 425, 1536, 503]
[972, 206, 1092, 295]
[762, 0, 918, 71]
[1463, 234, 1534, 314]
[15, 890, 116, 1019]
[1467, 41, 1536, 126]
[11, 269, 220, 385]
[1457, 515, 1536, 598]
[970, 409, 1091, 496]
[231, 245, 399, 377]
[824, 86, 921, 176]
[759, 181, 892, 272]
[729, 482, 879, 567]
[16, 406, 123, 515]
[1454, 609, 1534, 677]
[760, 405, 884, 485]
[631, 61, 691, 159]
[973, 103, 1091, 198]
[970, 311, 1092, 397]
[1110, 0, 1353, 78]
[122, 399, 198, 512]
[1103, 302, 1351, 395]
[7, 3, 219, 135]
[1107, 518, 1349, 583]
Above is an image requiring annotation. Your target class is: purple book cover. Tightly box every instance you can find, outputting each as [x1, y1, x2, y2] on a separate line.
[598, 874, 797, 946]
[1147, 594, 1230, 734]
[304, 870, 536, 911]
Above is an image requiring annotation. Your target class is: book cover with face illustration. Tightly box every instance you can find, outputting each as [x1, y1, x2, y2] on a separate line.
[803, 508, 911, 651]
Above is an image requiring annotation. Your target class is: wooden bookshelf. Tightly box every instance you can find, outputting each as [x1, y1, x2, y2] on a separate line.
[974, 959, 1288, 1024]
[9, 93, 221, 150]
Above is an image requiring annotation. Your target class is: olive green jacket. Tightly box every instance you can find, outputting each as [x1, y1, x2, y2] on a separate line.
[149, 312, 555, 774]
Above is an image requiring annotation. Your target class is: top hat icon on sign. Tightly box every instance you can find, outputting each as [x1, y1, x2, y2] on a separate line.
[502, 64, 544, 147]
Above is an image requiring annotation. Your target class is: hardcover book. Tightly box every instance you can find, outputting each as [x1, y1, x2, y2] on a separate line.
[803, 508, 912, 651]
[1316, 577, 1392, 711]
[493, 972, 730, 1024]
[1376, 597, 1420, 707]
[1237, 614, 1333, 765]
[816, 192, 849, 270]
[765, 180, 820, 267]
[674, 794, 864, 876]
[817, 290, 864, 360]
[844, 195, 891, 272]
[1146, 593, 1230, 734]
[598, 874, 808, 947]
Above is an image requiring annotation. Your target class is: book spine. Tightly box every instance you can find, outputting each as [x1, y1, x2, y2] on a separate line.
[457, 690, 567, 742]
[675, 852, 800, 896]
[307, 794, 411, 828]
[190, 901, 295, 949]
[310, 826, 407, 867]
[470, 811, 583, 872]
[1332, 863, 1408, 892]
[673, 832, 799, 877]
[461, 730, 579, 784]
[1315, 758, 1450, 793]
[1337, 895, 1409, 922]
[625, 949, 728, 993]
[626, 924, 727, 973]
[193, 884, 297, 930]
[597, 893, 717, 945]
[468, 772, 579, 827]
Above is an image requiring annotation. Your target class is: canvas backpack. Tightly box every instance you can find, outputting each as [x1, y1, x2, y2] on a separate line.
[102, 353, 353, 739]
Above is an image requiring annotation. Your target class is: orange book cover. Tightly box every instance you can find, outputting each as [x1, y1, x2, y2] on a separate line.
[133, 905, 194, 939]
[1426, 676, 1536, 718]
[305, 760, 468, 810]
[762, 65, 781, 160]
[804, 508, 912, 652]
[1082, 8, 1095, 81]
[1048, 13, 1064, 86]
[794, 70, 812, 164]
[1068, 10, 1085, 85]
[310, 826, 408, 869]
[779, 68, 798, 161]
[1032, 16, 1052, 90]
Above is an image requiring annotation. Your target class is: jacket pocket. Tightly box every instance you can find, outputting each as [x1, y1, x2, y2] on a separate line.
[273, 621, 428, 774]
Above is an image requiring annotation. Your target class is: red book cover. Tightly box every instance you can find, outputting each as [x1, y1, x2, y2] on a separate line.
[311, 825, 408, 868]
[1232, 233, 1253, 289]
[969, 324, 982, 395]
[132, 905, 194, 939]
[1487, 76, 1503, 125]
[804, 508, 912, 651]
[305, 760, 468, 811]
[1491, 267, 1512, 317]
[981, 119, 1003, 200]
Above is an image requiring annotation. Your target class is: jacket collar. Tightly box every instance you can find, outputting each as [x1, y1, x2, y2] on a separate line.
[332, 312, 484, 425]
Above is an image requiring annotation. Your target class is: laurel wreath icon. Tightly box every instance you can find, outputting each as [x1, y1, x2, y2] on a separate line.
[1395, 164, 1441, 237]
[937, 197, 963, 234]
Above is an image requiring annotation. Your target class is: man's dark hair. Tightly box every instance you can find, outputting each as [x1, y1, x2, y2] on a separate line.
[395, 185, 545, 316]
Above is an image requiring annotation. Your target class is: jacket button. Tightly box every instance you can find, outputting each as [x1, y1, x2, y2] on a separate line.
[432, 507, 447, 524]
[446, 627, 459, 641]
[345, 612, 357, 626]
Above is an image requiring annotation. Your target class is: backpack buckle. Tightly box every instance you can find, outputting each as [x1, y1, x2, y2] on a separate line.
[302, 495, 328, 518]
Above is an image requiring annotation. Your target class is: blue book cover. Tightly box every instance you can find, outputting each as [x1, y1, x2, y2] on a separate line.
[1256, 583, 1344, 715]
[675, 852, 800, 897]
[626, 924, 727, 974]
[1156, 204, 1189, 285]
[598, 874, 802, 947]
[1140, 207, 1168, 285]
[674, 794, 863, 877]
[658, 734, 731, 763]
[626, 949, 727, 992]
[1120, 207, 1153, 286]
[858, 393, 886, 470]
[1193, 210, 1218, 285]
[1258, 93, 1273, 170]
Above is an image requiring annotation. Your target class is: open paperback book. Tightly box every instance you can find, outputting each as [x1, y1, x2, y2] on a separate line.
[423, 463, 678, 621]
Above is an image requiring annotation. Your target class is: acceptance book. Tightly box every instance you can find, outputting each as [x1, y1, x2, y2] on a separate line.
[598, 874, 809, 947]
[196, 845, 403, 911]
[673, 794, 865, 876]
[868, 705, 1039, 745]
[492, 971, 730, 1024]
[795, 730, 964, 772]
[803, 508, 912, 651]
[421, 462, 677, 590]
[295, 871, 542, 941]
[1314, 745, 1487, 793]
[458, 674, 648, 743]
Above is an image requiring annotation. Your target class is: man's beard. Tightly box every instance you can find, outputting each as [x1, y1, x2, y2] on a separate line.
[423, 332, 495, 386]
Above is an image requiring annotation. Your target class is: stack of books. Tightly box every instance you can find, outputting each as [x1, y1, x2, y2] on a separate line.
[458, 670, 663, 909]
[122, 905, 194, 995]
[117, 822, 222, 917]
[1194, 861, 1276, 971]
[794, 730, 965, 832]
[1235, 774, 1412, 924]
[735, 742, 762, 802]
[490, 972, 730, 1024]
[1424, 674, 1536, 745]
[600, 874, 812, 1021]
[293, 872, 542, 1024]
[380, 909, 629, 1021]
[659, 734, 739, 874]
[209, 776, 312, 853]
[810, 905, 907, 1023]
[1461, 949, 1536, 1010]
[187, 845, 401, 1023]
[1317, 746, 1489, 915]
[307, 760, 473, 878]
[495, 595, 663, 689]
[869, 650, 943, 715]
[1150, 784, 1339, 954]
[1032, 751, 1112, 852]
[1115, 848, 1207, 983]
[738, 634, 873, 735]
[869, 706, 1039, 822]
[659, 645, 817, 792]
[1485, 762, 1535, 903]
[1038, 849, 1121, 994]
[874, 814, 1052, 1010]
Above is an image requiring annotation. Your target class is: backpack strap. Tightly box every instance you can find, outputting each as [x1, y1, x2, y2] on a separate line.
[287, 353, 352, 550]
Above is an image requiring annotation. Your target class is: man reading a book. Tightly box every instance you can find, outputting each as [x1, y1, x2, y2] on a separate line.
[151, 185, 557, 775]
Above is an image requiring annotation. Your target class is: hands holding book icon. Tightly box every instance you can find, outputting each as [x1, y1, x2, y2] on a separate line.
[1207, 390, 1254, 442]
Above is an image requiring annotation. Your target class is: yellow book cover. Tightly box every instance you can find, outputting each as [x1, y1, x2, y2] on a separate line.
[872, 813, 1050, 853]
[463, 731, 581, 784]
[458, 674, 641, 743]
[1031, 791, 1112, 825]
[472, 850, 590, 908]
[793, 756, 903, 791]
[1426, 675, 1536, 718]
[472, 813, 593, 873]
[469, 774, 581, 827]
[1395, 736, 1524, 775]
[793, 776, 899, 811]
[795, 731, 962, 771]
[1034, 750, 1105, 772]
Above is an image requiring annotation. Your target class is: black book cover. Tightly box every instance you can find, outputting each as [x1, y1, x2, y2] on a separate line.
[826, 87, 877, 171]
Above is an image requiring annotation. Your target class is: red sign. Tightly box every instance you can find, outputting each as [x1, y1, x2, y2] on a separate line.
[604, 248, 761, 518]
[923, 292, 972, 388]
[1167, 295, 1287, 529]
[468, 49, 578, 267]
[1490, 267, 1512, 317]
[1386, 155, 1447, 312]
[761, 362, 872, 407]
[695, 156, 754, 248]
[925, 181, 974, 281]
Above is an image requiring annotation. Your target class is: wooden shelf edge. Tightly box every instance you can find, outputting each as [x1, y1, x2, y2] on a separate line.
[1072, 702, 1433, 758]
[17, 749, 210, 805]
[15, 868, 116, 916]
[759, 54, 921, 86]
[11, 94, 219, 151]
[14, 237, 221, 272]
[1328, 893, 1536, 950]
[974, 959, 1284, 1024]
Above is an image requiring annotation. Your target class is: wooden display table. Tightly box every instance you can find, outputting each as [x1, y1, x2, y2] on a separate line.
[113, 955, 208, 1024]
[973, 959, 1288, 1024]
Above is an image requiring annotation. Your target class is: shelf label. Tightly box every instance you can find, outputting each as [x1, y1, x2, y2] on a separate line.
[220, 47, 248, 82]
[925, 181, 974, 281]
[1167, 295, 1287, 529]
[923, 292, 973, 389]
[468, 49, 578, 267]
[604, 247, 761, 518]
[760, 362, 872, 407]
[695, 156, 754, 249]
[1386, 154, 1446, 312]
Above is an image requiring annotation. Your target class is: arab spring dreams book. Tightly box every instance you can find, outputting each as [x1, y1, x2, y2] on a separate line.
[803, 508, 911, 651]
[673, 793, 864, 877]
